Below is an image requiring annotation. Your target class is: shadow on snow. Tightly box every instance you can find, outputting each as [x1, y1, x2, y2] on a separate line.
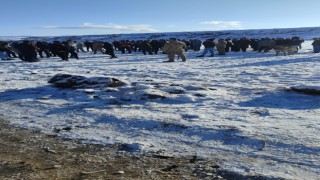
[238, 90, 320, 110]
[0, 86, 319, 169]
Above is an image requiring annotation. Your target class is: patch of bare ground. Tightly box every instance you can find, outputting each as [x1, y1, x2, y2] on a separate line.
[0, 117, 277, 180]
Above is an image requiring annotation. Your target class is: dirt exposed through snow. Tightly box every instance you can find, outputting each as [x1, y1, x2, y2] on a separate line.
[0, 117, 273, 180]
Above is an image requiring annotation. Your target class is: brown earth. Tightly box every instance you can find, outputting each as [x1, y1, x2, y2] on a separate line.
[0, 117, 274, 180]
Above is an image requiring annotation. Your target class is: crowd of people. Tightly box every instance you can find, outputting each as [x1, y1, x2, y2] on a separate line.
[0, 36, 317, 62]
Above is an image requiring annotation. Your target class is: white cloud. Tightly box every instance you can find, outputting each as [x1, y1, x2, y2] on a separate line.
[200, 21, 243, 30]
[36, 23, 158, 32]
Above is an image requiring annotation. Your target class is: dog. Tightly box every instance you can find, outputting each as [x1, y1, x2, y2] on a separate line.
[273, 45, 298, 56]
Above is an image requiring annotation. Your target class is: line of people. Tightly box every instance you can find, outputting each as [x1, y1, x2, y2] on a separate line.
[161, 36, 305, 62]
[0, 36, 309, 62]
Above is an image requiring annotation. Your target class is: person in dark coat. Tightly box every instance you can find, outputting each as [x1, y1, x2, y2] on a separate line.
[19, 41, 39, 62]
[120, 40, 132, 54]
[83, 41, 93, 51]
[140, 40, 153, 55]
[150, 40, 161, 54]
[231, 38, 240, 52]
[190, 39, 202, 51]
[291, 36, 304, 52]
[197, 38, 216, 57]
[238, 37, 251, 52]
[65, 41, 79, 59]
[0, 41, 17, 58]
[181, 39, 191, 52]
[131, 40, 141, 52]
[158, 39, 167, 51]
[249, 39, 259, 51]
[36, 41, 51, 58]
[50, 41, 69, 61]
[225, 39, 233, 52]
[103, 42, 117, 58]
[112, 41, 121, 51]
[275, 38, 289, 46]
[10, 42, 24, 60]
[0, 43, 12, 60]
[311, 38, 320, 53]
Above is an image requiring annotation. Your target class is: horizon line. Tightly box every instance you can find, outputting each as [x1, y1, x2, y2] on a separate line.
[1, 26, 320, 38]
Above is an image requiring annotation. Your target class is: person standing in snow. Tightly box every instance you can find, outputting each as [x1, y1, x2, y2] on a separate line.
[140, 40, 153, 55]
[150, 39, 161, 54]
[36, 41, 51, 58]
[190, 39, 202, 51]
[92, 41, 104, 54]
[19, 40, 39, 62]
[197, 38, 216, 57]
[238, 37, 251, 52]
[291, 36, 304, 50]
[120, 40, 132, 54]
[83, 41, 93, 52]
[162, 38, 187, 62]
[216, 39, 227, 55]
[311, 38, 320, 53]
[50, 41, 69, 61]
[0, 45, 10, 60]
[65, 40, 79, 59]
[0, 42, 12, 60]
[231, 38, 240, 52]
[75, 41, 85, 53]
[103, 41, 117, 58]
[225, 39, 233, 52]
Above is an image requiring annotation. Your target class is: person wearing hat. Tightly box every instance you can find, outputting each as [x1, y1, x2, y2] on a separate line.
[162, 38, 187, 62]
[197, 38, 216, 57]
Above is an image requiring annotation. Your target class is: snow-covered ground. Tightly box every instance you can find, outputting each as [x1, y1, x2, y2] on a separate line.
[0, 40, 319, 179]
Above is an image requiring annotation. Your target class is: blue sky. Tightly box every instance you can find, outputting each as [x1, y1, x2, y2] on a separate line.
[2, 0, 320, 36]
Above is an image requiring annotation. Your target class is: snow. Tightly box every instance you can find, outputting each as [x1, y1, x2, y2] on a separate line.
[1, 30, 320, 179]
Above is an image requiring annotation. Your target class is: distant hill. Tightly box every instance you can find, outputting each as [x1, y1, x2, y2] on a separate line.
[1, 26, 320, 42]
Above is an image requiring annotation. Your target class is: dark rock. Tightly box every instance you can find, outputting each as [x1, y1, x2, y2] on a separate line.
[189, 155, 198, 163]
[48, 74, 84, 88]
[289, 87, 320, 95]
[62, 127, 72, 131]
[152, 154, 174, 159]
[140, 94, 166, 100]
[161, 165, 178, 172]
[109, 78, 126, 87]
[193, 93, 206, 97]
[48, 74, 126, 89]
